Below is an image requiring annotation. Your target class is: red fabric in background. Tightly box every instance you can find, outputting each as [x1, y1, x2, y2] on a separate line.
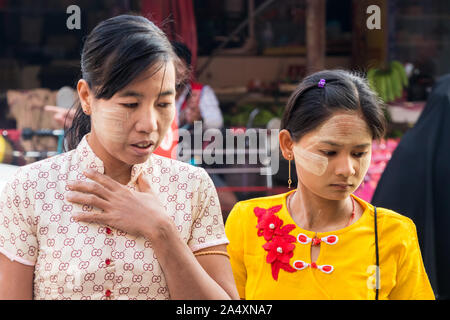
[141, 0, 198, 69]
[153, 110, 179, 160]
[141, 0, 198, 159]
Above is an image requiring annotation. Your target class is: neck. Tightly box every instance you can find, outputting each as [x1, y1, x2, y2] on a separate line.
[86, 134, 132, 185]
[103, 163, 132, 185]
[288, 183, 354, 232]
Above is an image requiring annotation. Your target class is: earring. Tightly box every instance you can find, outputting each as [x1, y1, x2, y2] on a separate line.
[288, 154, 292, 189]
[82, 105, 90, 115]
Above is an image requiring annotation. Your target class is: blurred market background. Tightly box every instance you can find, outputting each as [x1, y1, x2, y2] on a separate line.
[0, 0, 449, 220]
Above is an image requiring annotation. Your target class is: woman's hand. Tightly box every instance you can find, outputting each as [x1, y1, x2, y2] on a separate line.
[66, 169, 171, 240]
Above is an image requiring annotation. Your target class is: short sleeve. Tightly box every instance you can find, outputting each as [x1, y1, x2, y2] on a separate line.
[388, 221, 435, 300]
[225, 202, 247, 299]
[188, 169, 229, 252]
[0, 173, 38, 266]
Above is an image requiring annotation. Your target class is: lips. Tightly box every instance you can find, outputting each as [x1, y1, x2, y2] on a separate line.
[329, 183, 354, 190]
[131, 141, 154, 149]
[330, 183, 353, 187]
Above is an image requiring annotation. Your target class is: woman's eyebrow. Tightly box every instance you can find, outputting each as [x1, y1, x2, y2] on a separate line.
[354, 143, 371, 148]
[320, 140, 342, 147]
[118, 90, 145, 98]
[320, 140, 371, 148]
[158, 90, 175, 97]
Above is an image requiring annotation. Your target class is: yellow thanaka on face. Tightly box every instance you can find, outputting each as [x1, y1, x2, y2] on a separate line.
[293, 144, 328, 176]
[91, 105, 130, 144]
[293, 113, 372, 177]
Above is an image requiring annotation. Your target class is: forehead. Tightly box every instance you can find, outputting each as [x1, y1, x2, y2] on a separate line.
[117, 60, 176, 96]
[302, 111, 372, 145]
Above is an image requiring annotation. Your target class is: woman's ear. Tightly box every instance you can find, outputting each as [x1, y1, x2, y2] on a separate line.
[279, 129, 294, 161]
[77, 79, 92, 115]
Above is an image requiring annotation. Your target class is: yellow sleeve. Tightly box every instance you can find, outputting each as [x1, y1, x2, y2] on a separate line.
[224, 202, 247, 299]
[388, 221, 435, 300]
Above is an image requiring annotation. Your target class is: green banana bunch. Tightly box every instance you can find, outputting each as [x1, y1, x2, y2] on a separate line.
[366, 61, 409, 103]
[391, 60, 408, 87]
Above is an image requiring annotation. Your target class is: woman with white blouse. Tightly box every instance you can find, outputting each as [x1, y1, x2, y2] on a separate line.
[0, 14, 239, 300]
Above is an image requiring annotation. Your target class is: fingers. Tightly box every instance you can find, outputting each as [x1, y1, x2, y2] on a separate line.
[66, 190, 110, 212]
[136, 173, 152, 193]
[83, 169, 120, 191]
[67, 180, 110, 200]
[72, 212, 108, 225]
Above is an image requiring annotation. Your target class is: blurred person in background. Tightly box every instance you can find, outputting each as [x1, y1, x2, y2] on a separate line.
[372, 73, 450, 300]
[172, 41, 237, 221]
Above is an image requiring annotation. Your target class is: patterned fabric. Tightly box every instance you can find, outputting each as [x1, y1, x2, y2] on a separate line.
[0, 134, 228, 300]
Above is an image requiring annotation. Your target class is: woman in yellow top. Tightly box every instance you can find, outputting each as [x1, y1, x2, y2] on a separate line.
[225, 70, 435, 300]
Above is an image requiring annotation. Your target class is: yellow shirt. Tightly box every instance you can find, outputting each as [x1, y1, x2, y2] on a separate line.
[225, 190, 435, 300]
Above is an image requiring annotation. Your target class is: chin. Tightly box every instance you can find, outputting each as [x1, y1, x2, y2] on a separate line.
[322, 193, 350, 201]
[131, 153, 153, 163]
[322, 187, 357, 201]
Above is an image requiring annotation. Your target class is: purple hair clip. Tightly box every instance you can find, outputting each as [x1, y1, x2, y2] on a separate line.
[318, 79, 326, 88]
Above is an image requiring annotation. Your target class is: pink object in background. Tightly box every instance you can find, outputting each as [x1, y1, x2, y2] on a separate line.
[354, 138, 400, 202]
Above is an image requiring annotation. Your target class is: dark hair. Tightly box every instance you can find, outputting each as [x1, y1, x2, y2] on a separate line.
[171, 41, 192, 67]
[281, 69, 386, 142]
[65, 14, 187, 151]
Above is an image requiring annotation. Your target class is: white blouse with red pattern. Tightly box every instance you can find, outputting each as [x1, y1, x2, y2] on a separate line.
[0, 134, 228, 299]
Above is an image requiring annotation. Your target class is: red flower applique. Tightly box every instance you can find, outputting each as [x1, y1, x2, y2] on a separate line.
[254, 205, 297, 280]
[256, 212, 283, 241]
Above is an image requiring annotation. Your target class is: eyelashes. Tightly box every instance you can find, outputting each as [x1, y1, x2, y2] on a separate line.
[121, 103, 139, 108]
[320, 150, 368, 158]
[157, 103, 172, 108]
[120, 102, 173, 109]
[353, 152, 368, 158]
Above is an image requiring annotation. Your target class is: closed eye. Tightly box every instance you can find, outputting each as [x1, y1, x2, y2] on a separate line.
[157, 102, 172, 108]
[353, 152, 367, 158]
[321, 150, 337, 156]
[121, 103, 139, 108]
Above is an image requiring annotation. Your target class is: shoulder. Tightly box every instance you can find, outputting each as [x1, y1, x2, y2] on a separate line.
[148, 154, 207, 176]
[146, 154, 212, 188]
[5, 151, 70, 182]
[237, 192, 287, 210]
[1, 150, 77, 198]
[359, 198, 418, 244]
[376, 206, 418, 238]
[226, 192, 289, 226]
[353, 195, 417, 236]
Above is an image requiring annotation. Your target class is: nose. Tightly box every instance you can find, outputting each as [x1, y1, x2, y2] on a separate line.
[136, 105, 158, 133]
[334, 154, 356, 178]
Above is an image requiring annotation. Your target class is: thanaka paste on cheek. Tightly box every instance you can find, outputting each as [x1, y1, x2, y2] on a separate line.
[91, 105, 130, 143]
[359, 149, 372, 176]
[319, 114, 373, 179]
[291, 113, 373, 178]
[293, 143, 329, 177]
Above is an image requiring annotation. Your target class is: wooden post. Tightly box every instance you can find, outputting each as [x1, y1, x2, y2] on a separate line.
[352, 0, 367, 69]
[306, 0, 326, 74]
[352, 0, 389, 70]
